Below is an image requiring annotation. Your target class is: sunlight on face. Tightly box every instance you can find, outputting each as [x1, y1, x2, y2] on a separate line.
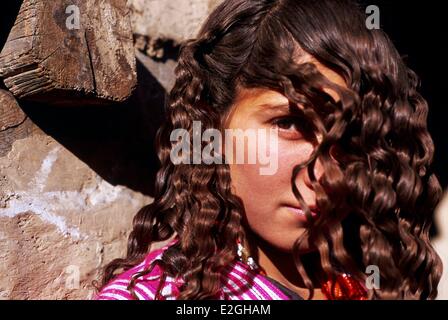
[226, 59, 346, 252]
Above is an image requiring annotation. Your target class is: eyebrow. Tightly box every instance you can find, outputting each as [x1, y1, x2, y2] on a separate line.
[254, 102, 294, 115]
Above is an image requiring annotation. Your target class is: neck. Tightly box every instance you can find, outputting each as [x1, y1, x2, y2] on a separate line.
[244, 229, 327, 300]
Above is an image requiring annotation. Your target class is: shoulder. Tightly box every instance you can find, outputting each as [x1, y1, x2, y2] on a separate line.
[94, 239, 180, 300]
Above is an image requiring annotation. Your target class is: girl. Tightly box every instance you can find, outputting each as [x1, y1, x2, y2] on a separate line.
[95, 0, 442, 300]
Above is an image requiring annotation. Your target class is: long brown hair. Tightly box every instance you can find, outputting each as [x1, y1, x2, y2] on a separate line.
[101, 0, 442, 299]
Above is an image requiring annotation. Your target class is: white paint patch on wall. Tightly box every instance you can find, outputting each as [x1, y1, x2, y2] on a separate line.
[29, 146, 61, 192]
[0, 147, 143, 240]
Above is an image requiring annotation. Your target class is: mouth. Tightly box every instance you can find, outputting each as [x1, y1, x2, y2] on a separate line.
[284, 205, 319, 222]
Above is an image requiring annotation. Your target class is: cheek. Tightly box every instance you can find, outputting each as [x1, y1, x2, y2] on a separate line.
[229, 140, 315, 214]
[229, 163, 280, 211]
[276, 140, 315, 177]
[227, 135, 317, 252]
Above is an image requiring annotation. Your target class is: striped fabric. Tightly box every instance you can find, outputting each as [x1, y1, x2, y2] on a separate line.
[94, 239, 291, 300]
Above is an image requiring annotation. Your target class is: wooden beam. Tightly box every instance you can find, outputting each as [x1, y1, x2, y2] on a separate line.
[0, 0, 136, 105]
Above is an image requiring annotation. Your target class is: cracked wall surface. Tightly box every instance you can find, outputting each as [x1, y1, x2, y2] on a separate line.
[0, 135, 150, 299]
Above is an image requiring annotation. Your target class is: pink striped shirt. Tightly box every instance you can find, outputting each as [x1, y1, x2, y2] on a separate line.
[94, 239, 291, 300]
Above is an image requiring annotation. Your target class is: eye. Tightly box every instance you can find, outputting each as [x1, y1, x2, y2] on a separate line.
[273, 117, 299, 130]
[270, 116, 305, 140]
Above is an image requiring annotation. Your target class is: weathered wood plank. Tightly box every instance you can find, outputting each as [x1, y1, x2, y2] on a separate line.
[0, 0, 136, 104]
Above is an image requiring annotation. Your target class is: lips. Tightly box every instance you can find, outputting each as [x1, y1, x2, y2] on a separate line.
[285, 205, 319, 222]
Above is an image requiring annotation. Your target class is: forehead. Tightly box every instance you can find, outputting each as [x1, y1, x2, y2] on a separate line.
[233, 88, 288, 107]
[223, 58, 347, 127]
[223, 88, 289, 127]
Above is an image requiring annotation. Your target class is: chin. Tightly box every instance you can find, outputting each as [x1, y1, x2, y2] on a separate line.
[263, 229, 315, 253]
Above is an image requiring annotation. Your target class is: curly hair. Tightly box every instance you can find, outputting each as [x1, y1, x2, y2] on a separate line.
[100, 0, 442, 299]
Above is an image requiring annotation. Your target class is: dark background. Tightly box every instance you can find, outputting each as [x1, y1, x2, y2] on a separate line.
[359, 0, 447, 190]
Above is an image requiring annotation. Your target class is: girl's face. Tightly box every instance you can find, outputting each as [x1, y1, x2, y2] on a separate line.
[226, 59, 346, 253]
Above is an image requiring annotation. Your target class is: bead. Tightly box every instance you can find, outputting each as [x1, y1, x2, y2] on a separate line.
[321, 273, 368, 300]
